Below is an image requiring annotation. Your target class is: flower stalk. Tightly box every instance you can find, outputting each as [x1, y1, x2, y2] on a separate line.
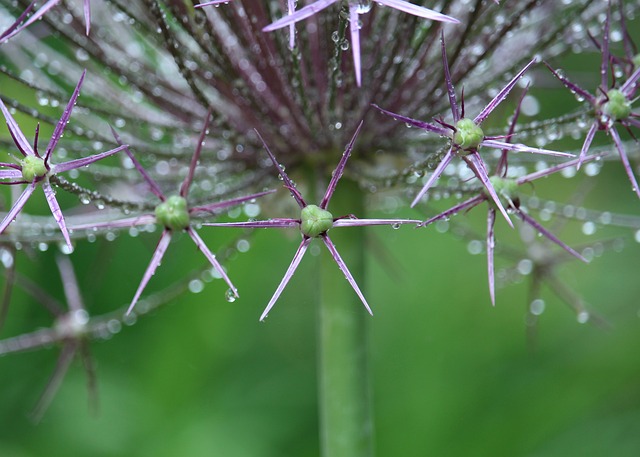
[318, 177, 373, 457]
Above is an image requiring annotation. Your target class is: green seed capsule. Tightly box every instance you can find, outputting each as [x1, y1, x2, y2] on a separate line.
[602, 89, 631, 121]
[21, 155, 47, 181]
[453, 118, 484, 150]
[155, 195, 190, 231]
[301, 204, 334, 238]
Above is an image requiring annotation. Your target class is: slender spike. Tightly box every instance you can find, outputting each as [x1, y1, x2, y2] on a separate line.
[418, 195, 485, 227]
[190, 189, 276, 215]
[577, 122, 598, 169]
[372, 104, 450, 135]
[411, 148, 454, 208]
[260, 237, 311, 321]
[262, 0, 338, 32]
[600, 2, 611, 91]
[517, 210, 588, 262]
[543, 61, 596, 104]
[0, 0, 36, 42]
[0, 182, 37, 234]
[0, 0, 60, 43]
[333, 218, 421, 227]
[56, 255, 84, 313]
[203, 218, 300, 229]
[79, 342, 99, 416]
[349, 7, 362, 87]
[31, 341, 78, 423]
[441, 31, 459, 123]
[374, 0, 459, 23]
[464, 152, 513, 227]
[287, 0, 296, 49]
[51, 145, 127, 174]
[126, 230, 172, 315]
[84, 0, 91, 35]
[479, 139, 574, 158]
[0, 97, 34, 156]
[187, 227, 238, 297]
[321, 234, 373, 316]
[254, 129, 306, 208]
[181, 109, 212, 198]
[110, 126, 165, 201]
[496, 83, 530, 177]
[474, 58, 537, 126]
[42, 180, 73, 252]
[321, 121, 363, 209]
[610, 127, 640, 199]
[70, 214, 157, 231]
[44, 70, 87, 164]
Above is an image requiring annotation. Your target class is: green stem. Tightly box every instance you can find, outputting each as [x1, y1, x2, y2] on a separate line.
[318, 179, 374, 457]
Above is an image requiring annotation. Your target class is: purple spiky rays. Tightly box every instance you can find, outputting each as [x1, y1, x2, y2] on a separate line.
[204, 121, 420, 321]
[262, 0, 459, 86]
[545, 1, 640, 198]
[0, 70, 127, 252]
[71, 111, 275, 315]
[375, 33, 574, 226]
[1, 0, 92, 43]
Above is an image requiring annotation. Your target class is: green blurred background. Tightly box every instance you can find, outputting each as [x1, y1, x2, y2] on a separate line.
[1, 14, 640, 457]
[0, 166, 639, 457]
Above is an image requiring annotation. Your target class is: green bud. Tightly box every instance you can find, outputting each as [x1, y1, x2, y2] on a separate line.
[602, 89, 631, 121]
[301, 204, 333, 238]
[155, 195, 190, 231]
[633, 54, 640, 69]
[21, 155, 47, 181]
[487, 176, 519, 208]
[453, 118, 484, 150]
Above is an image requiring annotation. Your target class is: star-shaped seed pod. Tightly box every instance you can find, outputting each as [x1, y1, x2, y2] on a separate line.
[204, 121, 421, 320]
[375, 33, 574, 226]
[0, 70, 126, 252]
[70, 111, 274, 314]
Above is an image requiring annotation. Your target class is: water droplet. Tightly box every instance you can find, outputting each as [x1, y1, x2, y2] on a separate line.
[391, 223, 401, 229]
[530, 299, 545, 315]
[189, 279, 204, 293]
[225, 289, 237, 303]
[577, 311, 589, 324]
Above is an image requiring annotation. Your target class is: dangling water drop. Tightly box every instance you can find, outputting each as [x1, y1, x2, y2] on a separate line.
[225, 288, 237, 303]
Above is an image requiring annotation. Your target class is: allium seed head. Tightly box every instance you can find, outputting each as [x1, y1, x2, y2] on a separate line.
[602, 89, 632, 121]
[155, 195, 190, 231]
[301, 205, 334, 238]
[20, 155, 47, 181]
[453, 118, 484, 150]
